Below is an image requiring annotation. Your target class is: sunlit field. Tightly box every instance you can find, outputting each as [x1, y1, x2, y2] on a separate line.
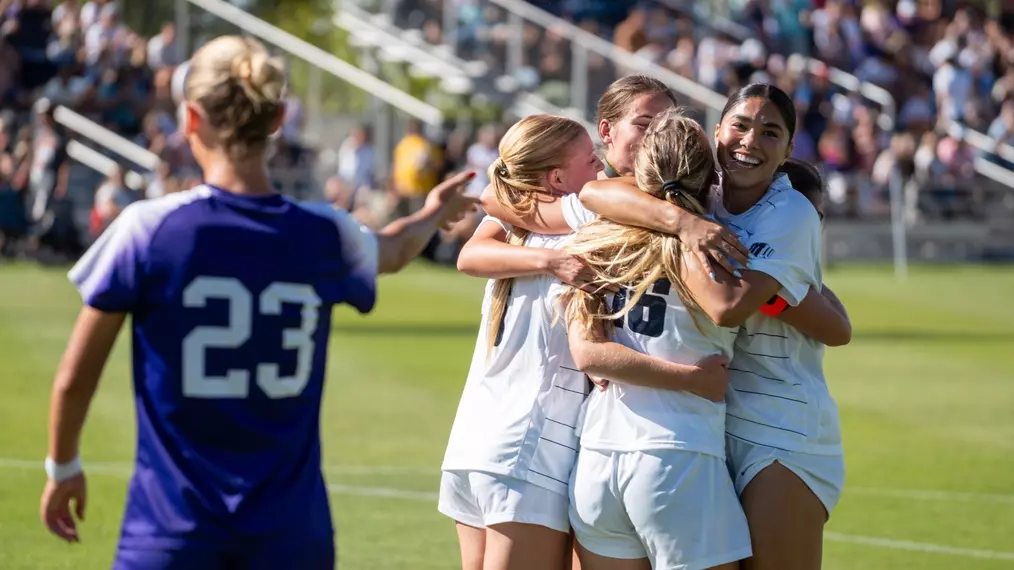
[1, 261, 1012, 569]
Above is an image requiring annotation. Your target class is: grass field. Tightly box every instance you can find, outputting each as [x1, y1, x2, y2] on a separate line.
[1, 260, 1013, 569]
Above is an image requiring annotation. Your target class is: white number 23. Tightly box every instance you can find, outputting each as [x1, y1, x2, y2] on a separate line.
[182, 276, 321, 399]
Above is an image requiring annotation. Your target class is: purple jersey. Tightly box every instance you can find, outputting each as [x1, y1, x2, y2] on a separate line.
[69, 185, 377, 550]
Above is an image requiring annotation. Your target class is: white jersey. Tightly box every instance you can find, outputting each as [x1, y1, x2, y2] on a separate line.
[711, 173, 842, 455]
[560, 193, 737, 459]
[441, 218, 590, 496]
[570, 281, 738, 459]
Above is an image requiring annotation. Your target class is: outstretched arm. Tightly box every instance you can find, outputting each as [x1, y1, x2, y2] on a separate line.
[580, 178, 749, 276]
[377, 171, 480, 273]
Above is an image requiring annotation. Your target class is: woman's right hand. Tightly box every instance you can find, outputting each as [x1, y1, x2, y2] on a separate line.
[544, 250, 604, 292]
[687, 354, 731, 403]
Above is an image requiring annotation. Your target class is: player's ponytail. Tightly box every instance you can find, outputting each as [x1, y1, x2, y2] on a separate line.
[778, 157, 825, 217]
[484, 115, 588, 356]
[561, 108, 716, 338]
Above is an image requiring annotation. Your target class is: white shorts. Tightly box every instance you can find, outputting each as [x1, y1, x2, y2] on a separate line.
[569, 448, 752, 570]
[726, 435, 846, 517]
[437, 470, 570, 533]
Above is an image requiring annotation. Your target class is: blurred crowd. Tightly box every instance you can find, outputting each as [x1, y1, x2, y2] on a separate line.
[0, 0, 314, 262]
[390, 0, 1014, 222]
[4, 0, 1012, 266]
[325, 117, 505, 265]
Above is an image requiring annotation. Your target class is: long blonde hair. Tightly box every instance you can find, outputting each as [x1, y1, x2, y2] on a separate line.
[562, 108, 716, 337]
[486, 114, 589, 353]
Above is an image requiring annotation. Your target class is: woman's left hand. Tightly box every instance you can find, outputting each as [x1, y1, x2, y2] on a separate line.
[677, 215, 749, 279]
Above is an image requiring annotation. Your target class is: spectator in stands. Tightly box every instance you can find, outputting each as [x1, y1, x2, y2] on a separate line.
[986, 99, 1014, 169]
[464, 123, 498, 196]
[0, 141, 27, 258]
[393, 118, 441, 216]
[147, 22, 180, 71]
[337, 123, 375, 193]
[89, 165, 135, 238]
[35, 161, 82, 262]
[43, 60, 89, 108]
[29, 99, 68, 222]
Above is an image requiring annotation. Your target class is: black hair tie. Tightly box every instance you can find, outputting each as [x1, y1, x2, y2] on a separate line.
[661, 179, 682, 200]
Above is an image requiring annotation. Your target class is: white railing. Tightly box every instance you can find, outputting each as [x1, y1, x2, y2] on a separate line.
[53, 106, 158, 190]
[54, 106, 160, 171]
[336, 3, 597, 136]
[178, 0, 444, 127]
[65, 141, 148, 190]
[487, 0, 727, 115]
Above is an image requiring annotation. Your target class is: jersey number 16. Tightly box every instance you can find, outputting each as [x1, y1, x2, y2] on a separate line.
[181, 276, 321, 399]
[611, 279, 670, 338]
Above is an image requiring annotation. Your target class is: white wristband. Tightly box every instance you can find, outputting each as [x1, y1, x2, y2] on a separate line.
[45, 456, 82, 482]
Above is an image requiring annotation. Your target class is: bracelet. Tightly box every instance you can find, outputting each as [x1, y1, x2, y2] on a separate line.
[44, 456, 83, 482]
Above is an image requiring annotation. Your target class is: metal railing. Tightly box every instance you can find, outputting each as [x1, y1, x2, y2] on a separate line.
[53, 106, 158, 189]
[177, 0, 449, 176]
[179, 0, 443, 126]
[336, 2, 597, 136]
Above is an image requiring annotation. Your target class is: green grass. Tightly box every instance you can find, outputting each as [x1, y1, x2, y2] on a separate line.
[1, 261, 1013, 569]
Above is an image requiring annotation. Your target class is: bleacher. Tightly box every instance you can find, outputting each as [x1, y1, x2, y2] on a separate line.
[4, 0, 1013, 268]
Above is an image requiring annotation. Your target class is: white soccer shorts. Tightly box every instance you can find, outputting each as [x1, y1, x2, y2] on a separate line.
[726, 435, 846, 517]
[438, 470, 570, 533]
[569, 448, 752, 570]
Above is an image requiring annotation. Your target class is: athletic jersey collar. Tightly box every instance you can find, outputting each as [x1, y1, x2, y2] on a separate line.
[710, 172, 793, 221]
[204, 184, 289, 212]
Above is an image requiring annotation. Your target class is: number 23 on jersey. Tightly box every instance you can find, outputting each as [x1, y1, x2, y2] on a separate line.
[182, 276, 321, 400]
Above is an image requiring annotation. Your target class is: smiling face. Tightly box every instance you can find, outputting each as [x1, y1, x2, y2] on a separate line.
[714, 96, 794, 194]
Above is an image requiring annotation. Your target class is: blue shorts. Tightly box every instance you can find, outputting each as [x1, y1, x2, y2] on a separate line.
[113, 540, 335, 570]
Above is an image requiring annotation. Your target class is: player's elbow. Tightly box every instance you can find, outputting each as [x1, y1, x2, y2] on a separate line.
[703, 299, 751, 328]
[479, 184, 498, 214]
[568, 337, 601, 375]
[377, 244, 411, 275]
[823, 322, 852, 347]
[456, 244, 484, 276]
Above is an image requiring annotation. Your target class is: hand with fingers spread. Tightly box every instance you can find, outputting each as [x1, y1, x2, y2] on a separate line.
[544, 250, 619, 294]
[545, 250, 598, 291]
[687, 354, 731, 403]
[677, 215, 750, 280]
[41, 472, 87, 543]
[424, 171, 482, 231]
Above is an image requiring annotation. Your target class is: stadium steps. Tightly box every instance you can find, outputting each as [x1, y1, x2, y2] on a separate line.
[333, 2, 593, 132]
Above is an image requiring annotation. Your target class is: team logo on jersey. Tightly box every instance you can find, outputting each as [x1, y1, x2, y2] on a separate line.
[749, 241, 775, 259]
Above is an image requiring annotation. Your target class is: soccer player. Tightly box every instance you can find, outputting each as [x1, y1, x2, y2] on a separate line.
[476, 74, 750, 279]
[570, 84, 850, 570]
[562, 108, 751, 570]
[39, 34, 477, 569]
[439, 114, 604, 570]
